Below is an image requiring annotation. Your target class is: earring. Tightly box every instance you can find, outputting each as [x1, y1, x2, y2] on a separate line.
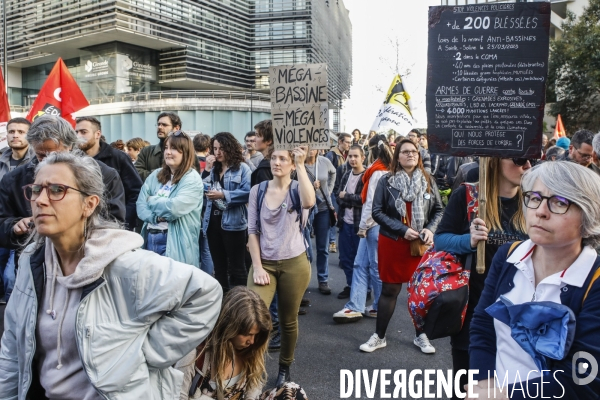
[83, 219, 87, 240]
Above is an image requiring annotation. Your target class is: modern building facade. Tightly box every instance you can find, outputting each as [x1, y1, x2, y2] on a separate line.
[0, 0, 352, 142]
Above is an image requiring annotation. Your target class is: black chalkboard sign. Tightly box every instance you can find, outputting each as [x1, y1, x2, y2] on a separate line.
[426, 3, 550, 158]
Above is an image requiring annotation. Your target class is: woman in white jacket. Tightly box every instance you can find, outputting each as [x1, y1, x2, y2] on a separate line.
[0, 151, 222, 400]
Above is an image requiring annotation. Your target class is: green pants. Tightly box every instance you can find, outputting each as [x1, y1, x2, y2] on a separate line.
[247, 253, 311, 366]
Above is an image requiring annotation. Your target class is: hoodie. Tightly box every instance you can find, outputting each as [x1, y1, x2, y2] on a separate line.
[36, 229, 143, 399]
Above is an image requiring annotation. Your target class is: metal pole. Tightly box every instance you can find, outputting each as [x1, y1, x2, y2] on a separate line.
[3, 0, 7, 92]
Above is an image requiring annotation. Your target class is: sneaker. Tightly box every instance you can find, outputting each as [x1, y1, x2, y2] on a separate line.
[413, 333, 436, 354]
[333, 308, 363, 323]
[298, 307, 307, 315]
[318, 282, 331, 295]
[359, 333, 386, 353]
[329, 242, 337, 253]
[337, 286, 351, 299]
[363, 305, 377, 318]
[268, 330, 281, 352]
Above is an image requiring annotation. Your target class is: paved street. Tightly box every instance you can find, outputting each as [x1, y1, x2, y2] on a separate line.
[265, 239, 453, 399]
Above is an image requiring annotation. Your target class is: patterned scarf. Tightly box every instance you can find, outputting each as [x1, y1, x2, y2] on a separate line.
[387, 168, 428, 232]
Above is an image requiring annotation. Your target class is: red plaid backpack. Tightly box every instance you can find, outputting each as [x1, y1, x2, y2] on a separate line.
[407, 183, 478, 340]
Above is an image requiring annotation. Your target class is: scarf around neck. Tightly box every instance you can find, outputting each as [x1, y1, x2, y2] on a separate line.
[387, 168, 428, 232]
[361, 159, 388, 203]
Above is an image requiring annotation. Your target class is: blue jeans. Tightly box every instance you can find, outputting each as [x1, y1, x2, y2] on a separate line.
[199, 231, 214, 275]
[0, 248, 15, 301]
[313, 209, 330, 283]
[147, 231, 168, 256]
[338, 221, 360, 287]
[345, 225, 382, 312]
[329, 194, 338, 244]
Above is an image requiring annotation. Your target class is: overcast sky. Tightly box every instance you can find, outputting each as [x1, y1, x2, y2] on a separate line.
[342, 0, 442, 133]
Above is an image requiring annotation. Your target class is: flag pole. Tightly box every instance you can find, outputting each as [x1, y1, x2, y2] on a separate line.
[3, 0, 7, 92]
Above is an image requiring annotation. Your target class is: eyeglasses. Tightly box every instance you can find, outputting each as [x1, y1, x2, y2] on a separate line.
[155, 122, 172, 128]
[512, 158, 535, 167]
[400, 150, 419, 156]
[575, 148, 593, 160]
[171, 130, 189, 138]
[23, 183, 89, 202]
[523, 191, 574, 214]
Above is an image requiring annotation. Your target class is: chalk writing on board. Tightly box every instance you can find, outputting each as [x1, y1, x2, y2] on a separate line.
[426, 2, 550, 158]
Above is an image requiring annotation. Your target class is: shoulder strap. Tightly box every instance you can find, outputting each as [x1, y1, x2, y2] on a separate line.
[583, 261, 600, 305]
[289, 180, 302, 215]
[255, 181, 269, 233]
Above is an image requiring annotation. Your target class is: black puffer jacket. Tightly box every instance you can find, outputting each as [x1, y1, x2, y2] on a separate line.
[372, 173, 444, 241]
[0, 157, 126, 249]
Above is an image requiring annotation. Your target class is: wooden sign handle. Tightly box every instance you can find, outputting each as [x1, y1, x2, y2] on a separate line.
[476, 157, 488, 274]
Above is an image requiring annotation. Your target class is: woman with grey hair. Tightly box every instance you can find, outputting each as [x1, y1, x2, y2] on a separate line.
[468, 161, 600, 399]
[0, 151, 222, 399]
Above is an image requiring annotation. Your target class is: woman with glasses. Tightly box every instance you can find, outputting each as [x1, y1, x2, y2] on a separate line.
[359, 138, 444, 353]
[0, 151, 222, 399]
[137, 130, 204, 266]
[203, 132, 252, 291]
[468, 162, 600, 399]
[434, 157, 530, 399]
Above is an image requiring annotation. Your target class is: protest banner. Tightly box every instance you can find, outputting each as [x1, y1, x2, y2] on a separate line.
[426, 2, 550, 158]
[269, 64, 330, 150]
[426, 3, 550, 273]
[371, 74, 416, 135]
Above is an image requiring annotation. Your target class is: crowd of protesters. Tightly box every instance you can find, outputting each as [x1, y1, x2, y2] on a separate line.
[1, 111, 600, 398]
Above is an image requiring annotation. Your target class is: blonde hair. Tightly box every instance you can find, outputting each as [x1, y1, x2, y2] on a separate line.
[480, 157, 526, 233]
[199, 287, 272, 394]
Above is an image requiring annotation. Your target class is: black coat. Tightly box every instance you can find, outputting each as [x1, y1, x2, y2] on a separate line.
[372, 173, 444, 241]
[250, 158, 273, 187]
[94, 141, 143, 230]
[0, 157, 126, 249]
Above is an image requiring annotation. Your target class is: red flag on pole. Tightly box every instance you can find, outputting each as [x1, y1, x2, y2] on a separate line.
[0, 68, 11, 151]
[553, 114, 566, 140]
[26, 58, 88, 127]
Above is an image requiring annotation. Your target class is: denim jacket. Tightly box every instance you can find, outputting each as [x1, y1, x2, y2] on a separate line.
[202, 163, 251, 233]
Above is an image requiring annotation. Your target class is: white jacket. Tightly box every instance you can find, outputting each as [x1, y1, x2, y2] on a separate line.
[0, 229, 222, 400]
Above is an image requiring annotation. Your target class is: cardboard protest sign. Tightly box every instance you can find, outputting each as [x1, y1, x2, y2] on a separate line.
[269, 64, 330, 150]
[426, 2, 550, 158]
[371, 74, 416, 135]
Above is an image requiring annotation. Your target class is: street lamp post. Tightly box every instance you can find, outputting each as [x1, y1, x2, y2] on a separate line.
[3, 0, 7, 92]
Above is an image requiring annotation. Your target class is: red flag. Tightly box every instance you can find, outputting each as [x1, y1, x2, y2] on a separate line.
[0, 68, 11, 151]
[553, 114, 566, 140]
[0, 68, 10, 123]
[26, 58, 88, 127]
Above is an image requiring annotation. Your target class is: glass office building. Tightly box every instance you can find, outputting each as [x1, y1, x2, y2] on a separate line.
[0, 0, 352, 141]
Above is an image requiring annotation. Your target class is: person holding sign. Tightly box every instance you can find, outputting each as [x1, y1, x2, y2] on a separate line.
[434, 157, 530, 398]
[359, 138, 444, 353]
[246, 146, 315, 388]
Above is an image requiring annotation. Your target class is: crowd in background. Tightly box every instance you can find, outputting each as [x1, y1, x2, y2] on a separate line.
[1, 111, 600, 399]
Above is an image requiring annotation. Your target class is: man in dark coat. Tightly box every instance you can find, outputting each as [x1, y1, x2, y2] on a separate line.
[0, 115, 125, 250]
[76, 116, 142, 230]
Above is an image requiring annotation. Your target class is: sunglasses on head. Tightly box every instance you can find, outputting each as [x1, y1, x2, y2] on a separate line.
[512, 158, 536, 167]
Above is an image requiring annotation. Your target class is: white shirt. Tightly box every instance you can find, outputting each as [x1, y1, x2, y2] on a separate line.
[493, 239, 597, 384]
